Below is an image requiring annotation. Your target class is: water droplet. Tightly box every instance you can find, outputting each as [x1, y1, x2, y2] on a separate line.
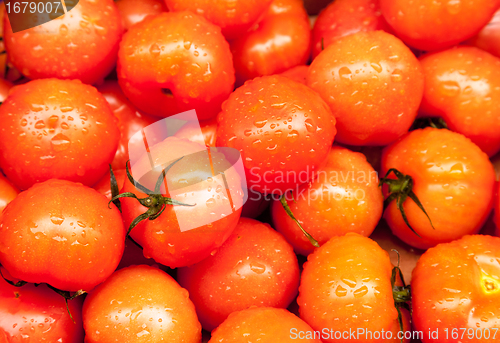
[35, 120, 45, 129]
[206, 198, 216, 208]
[61, 122, 69, 130]
[244, 130, 252, 137]
[353, 286, 369, 298]
[250, 262, 266, 274]
[391, 69, 403, 82]
[304, 119, 316, 133]
[20, 119, 28, 127]
[335, 285, 347, 297]
[339, 66, 352, 80]
[254, 119, 267, 128]
[50, 216, 64, 225]
[150, 43, 161, 57]
[370, 62, 383, 73]
[51, 133, 71, 152]
[183, 41, 192, 50]
[447, 0, 461, 14]
[287, 130, 299, 143]
[440, 80, 460, 97]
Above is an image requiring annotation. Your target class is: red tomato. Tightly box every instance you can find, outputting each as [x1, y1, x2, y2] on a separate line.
[0, 174, 18, 213]
[173, 117, 218, 147]
[120, 136, 244, 268]
[0, 79, 120, 190]
[412, 235, 500, 342]
[93, 168, 126, 200]
[419, 46, 500, 157]
[209, 307, 321, 343]
[3, 0, 122, 84]
[115, 0, 167, 31]
[115, 238, 158, 270]
[97, 81, 157, 170]
[83, 265, 201, 343]
[312, 0, 393, 59]
[216, 75, 336, 195]
[164, 0, 272, 41]
[469, 9, 500, 58]
[0, 269, 84, 343]
[0, 179, 125, 292]
[382, 128, 495, 250]
[231, 0, 311, 85]
[280, 65, 308, 85]
[307, 30, 424, 146]
[177, 218, 300, 331]
[0, 79, 12, 103]
[272, 146, 383, 256]
[298, 233, 411, 343]
[380, 0, 500, 51]
[117, 12, 235, 120]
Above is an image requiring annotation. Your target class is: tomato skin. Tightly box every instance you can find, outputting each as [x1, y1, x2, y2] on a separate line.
[115, 0, 167, 31]
[117, 12, 235, 121]
[412, 235, 500, 343]
[272, 146, 383, 256]
[382, 128, 495, 250]
[0, 175, 18, 213]
[209, 307, 321, 343]
[3, 0, 122, 85]
[97, 81, 157, 170]
[0, 79, 120, 190]
[419, 47, 500, 157]
[311, 0, 392, 59]
[177, 218, 300, 331]
[216, 75, 336, 195]
[0, 270, 84, 343]
[165, 0, 272, 41]
[83, 265, 201, 343]
[93, 168, 126, 200]
[307, 31, 423, 146]
[0, 79, 13, 103]
[231, 0, 311, 85]
[469, 9, 500, 59]
[173, 117, 218, 147]
[0, 179, 125, 292]
[280, 65, 308, 85]
[121, 137, 243, 268]
[298, 233, 410, 343]
[380, 0, 500, 51]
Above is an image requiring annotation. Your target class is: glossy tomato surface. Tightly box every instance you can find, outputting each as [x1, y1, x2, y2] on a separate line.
[4, 0, 122, 84]
[115, 0, 167, 30]
[0, 179, 125, 292]
[177, 218, 300, 331]
[382, 128, 495, 250]
[83, 265, 201, 343]
[0, 79, 120, 190]
[0, 174, 18, 213]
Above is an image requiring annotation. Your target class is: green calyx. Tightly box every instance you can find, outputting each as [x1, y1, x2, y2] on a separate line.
[379, 168, 435, 237]
[391, 250, 411, 343]
[108, 159, 195, 237]
[280, 192, 320, 248]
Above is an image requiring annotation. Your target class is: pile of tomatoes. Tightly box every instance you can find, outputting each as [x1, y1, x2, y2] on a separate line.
[1, 0, 500, 342]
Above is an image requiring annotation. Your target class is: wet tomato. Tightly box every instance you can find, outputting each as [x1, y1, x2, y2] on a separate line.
[382, 128, 495, 250]
[117, 12, 235, 120]
[298, 233, 410, 343]
[280, 65, 309, 85]
[115, 0, 167, 31]
[0, 268, 84, 343]
[93, 168, 126, 200]
[272, 146, 383, 256]
[0, 174, 18, 213]
[209, 307, 321, 343]
[173, 117, 218, 147]
[469, 8, 500, 59]
[216, 75, 336, 195]
[312, 0, 392, 59]
[380, 0, 500, 51]
[231, 0, 311, 85]
[83, 265, 201, 343]
[307, 31, 424, 146]
[165, 0, 272, 41]
[3, 0, 122, 84]
[419, 46, 500, 157]
[412, 235, 500, 342]
[0, 79, 120, 190]
[177, 218, 300, 331]
[0, 179, 125, 292]
[0, 79, 13, 103]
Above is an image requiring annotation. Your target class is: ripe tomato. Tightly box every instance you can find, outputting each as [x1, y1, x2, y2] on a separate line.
[307, 31, 423, 146]
[83, 265, 201, 343]
[298, 233, 411, 343]
[382, 128, 495, 250]
[469, 9, 500, 59]
[272, 146, 383, 256]
[0, 79, 12, 103]
[97, 81, 157, 170]
[115, 238, 158, 270]
[412, 235, 500, 342]
[280, 65, 308, 85]
[380, 0, 500, 51]
[419, 46, 500, 157]
[115, 0, 167, 31]
[0, 179, 125, 292]
[173, 117, 218, 147]
[120, 136, 244, 268]
[165, 0, 272, 41]
[117, 12, 235, 120]
[3, 0, 122, 84]
[0, 268, 84, 343]
[177, 218, 300, 331]
[0, 79, 120, 190]
[93, 168, 126, 200]
[0, 174, 18, 213]
[216, 75, 336, 195]
[209, 307, 321, 343]
[311, 0, 393, 59]
[231, 0, 311, 85]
